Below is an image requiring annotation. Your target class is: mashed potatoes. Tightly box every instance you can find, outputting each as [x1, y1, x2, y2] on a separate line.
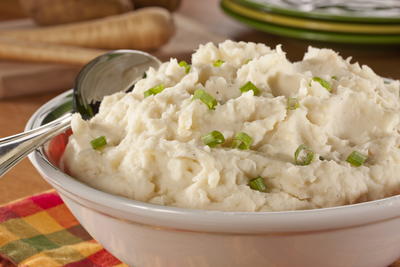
[63, 40, 400, 212]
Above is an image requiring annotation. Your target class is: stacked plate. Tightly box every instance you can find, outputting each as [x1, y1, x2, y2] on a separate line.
[220, 0, 400, 44]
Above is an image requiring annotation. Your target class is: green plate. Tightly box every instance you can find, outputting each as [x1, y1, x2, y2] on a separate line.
[221, 0, 400, 44]
[234, 0, 400, 24]
[224, 0, 400, 34]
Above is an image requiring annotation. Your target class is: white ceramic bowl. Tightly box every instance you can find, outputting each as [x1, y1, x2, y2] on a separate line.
[27, 90, 400, 267]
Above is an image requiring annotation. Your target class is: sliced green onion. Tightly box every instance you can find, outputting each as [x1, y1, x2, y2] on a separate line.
[294, 144, 314, 166]
[213, 59, 224, 67]
[312, 77, 332, 92]
[144, 84, 165, 98]
[202, 130, 225, 148]
[331, 76, 338, 80]
[248, 176, 267, 192]
[90, 136, 107, 150]
[179, 60, 191, 74]
[240, 81, 261, 96]
[232, 132, 253, 150]
[287, 97, 300, 110]
[193, 89, 218, 110]
[346, 151, 367, 167]
[86, 105, 94, 118]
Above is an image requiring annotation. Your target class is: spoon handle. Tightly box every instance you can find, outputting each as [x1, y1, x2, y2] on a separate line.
[0, 113, 72, 177]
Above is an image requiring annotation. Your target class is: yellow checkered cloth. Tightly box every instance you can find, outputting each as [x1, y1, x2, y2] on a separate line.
[1, 190, 399, 267]
[0, 190, 128, 267]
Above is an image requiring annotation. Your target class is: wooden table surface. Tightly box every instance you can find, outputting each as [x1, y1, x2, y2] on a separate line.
[0, 0, 400, 203]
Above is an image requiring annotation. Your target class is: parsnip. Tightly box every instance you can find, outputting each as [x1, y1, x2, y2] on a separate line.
[1, 7, 175, 50]
[18, 0, 134, 26]
[0, 37, 106, 65]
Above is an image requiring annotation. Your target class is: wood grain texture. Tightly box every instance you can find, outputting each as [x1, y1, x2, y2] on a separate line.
[0, 61, 80, 98]
[0, 92, 56, 205]
[0, 0, 26, 21]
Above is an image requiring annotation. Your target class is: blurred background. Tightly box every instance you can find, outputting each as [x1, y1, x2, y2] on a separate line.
[0, 0, 399, 99]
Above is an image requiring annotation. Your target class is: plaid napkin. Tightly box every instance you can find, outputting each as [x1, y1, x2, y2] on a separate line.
[1, 190, 400, 267]
[0, 190, 128, 267]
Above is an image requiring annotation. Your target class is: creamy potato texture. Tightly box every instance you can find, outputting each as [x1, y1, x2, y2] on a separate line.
[63, 41, 400, 211]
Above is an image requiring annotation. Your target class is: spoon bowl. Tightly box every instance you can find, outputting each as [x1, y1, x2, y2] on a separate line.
[74, 50, 160, 119]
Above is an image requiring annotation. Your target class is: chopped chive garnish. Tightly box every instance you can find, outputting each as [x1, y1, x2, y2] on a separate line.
[202, 130, 225, 148]
[213, 59, 224, 67]
[312, 77, 332, 92]
[240, 81, 261, 96]
[332, 76, 338, 80]
[248, 176, 267, 192]
[86, 105, 95, 118]
[179, 60, 191, 74]
[90, 136, 107, 150]
[294, 144, 314, 166]
[144, 84, 165, 98]
[193, 89, 218, 110]
[346, 151, 367, 167]
[232, 132, 253, 150]
[287, 97, 300, 110]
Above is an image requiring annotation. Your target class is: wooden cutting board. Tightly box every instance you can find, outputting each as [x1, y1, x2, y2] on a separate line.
[0, 14, 225, 99]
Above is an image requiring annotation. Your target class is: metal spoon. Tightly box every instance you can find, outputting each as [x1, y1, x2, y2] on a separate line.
[0, 50, 161, 176]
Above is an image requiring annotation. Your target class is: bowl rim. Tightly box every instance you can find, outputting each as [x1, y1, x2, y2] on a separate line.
[27, 89, 400, 233]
